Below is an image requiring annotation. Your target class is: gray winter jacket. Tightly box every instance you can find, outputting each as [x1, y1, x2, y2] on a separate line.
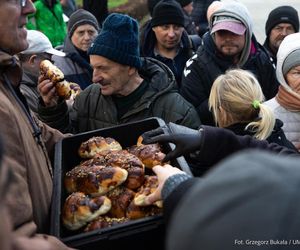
[38, 57, 201, 133]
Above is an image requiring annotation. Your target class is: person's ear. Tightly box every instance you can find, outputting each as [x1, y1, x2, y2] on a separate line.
[128, 66, 137, 76]
[28, 55, 38, 65]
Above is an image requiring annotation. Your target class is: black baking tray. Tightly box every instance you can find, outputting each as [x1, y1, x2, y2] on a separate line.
[50, 117, 191, 250]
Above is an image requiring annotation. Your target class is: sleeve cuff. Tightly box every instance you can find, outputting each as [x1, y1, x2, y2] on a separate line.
[162, 173, 191, 200]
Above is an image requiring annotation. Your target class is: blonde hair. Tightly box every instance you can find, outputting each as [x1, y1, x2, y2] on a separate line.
[209, 69, 275, 140]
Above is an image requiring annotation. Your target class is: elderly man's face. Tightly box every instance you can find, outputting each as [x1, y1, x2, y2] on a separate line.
[90, 55, 136, 96]
[269, 23, 295, 54]
[0, 0, 35, 55]
[152, 24, 184, 51]
[71, 24, 98, 52]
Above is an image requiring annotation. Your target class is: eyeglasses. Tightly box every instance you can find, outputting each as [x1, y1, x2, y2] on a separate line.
[20, 0, 26, 7]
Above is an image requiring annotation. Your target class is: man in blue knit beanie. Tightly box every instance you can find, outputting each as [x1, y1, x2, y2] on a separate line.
[37, 13, 201, 133]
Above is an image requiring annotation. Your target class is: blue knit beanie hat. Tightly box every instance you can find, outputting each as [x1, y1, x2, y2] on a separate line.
[88, 13, 142, 69]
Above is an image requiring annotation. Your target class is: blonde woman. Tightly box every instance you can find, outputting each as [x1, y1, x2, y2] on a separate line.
[209, 69, 296, 150]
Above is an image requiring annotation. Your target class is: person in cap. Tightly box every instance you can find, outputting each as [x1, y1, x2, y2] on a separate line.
[37, 13, 201, 134]
[26, 0, 67, 47]
[52, 9, 99, 90]
[265, 33, 300, 151]
[0, 0, 72, 248]
[131, 149, 300, 250]
[141, 0, 199, 86]
[180, 1, 278, 126]
[208, 69, 296, 151]
[263, 6, 299, 65]
[17, 30, 65, 114]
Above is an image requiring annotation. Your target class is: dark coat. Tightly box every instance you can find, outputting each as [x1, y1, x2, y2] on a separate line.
[189, 125, 298, 176]
[0, 51, 68, 248]
[225, 119, 297, 151]
[83, 0, 108, 26]
[163, 150, 300, 250]
[38, 57, 201, 133]
[20, 71, 40, 115]
[263, 38, 277, 66]
[180, 33, 279, 125]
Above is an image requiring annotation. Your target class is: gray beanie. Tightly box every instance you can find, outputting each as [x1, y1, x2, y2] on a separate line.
[68, 9, 99, 38]
[282, 49, 300, 75]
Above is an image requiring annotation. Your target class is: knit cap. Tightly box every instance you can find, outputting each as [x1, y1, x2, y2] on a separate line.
[68, 9, 99, 38]
[265, 6, 299, 36]
[282, 49, 300, 75]
[88, 13, 142, 69]
[151, 0, 185, 27]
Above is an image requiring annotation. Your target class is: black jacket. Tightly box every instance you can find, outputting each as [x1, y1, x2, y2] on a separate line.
[225, 119, 297, 151]
[180, 33, 279, 125]
[188, 125, 298, 176]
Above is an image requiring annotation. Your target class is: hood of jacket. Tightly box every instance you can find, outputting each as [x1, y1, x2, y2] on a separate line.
[276, 32, 300, 96]
[209, 1, 253, 67]
[139, 57, 177, 93]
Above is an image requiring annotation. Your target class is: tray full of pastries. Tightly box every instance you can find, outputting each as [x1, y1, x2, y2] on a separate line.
[50, 117, 191, 250]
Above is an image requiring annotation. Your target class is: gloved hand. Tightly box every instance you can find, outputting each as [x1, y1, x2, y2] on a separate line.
[142, 123, 203, 162]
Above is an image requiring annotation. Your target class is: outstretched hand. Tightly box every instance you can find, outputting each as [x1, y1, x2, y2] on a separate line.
[142, 123, 203, 162]
[141, 164, 184, 205]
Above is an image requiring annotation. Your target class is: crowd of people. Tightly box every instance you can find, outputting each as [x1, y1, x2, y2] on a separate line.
[0, 0, 300, 249]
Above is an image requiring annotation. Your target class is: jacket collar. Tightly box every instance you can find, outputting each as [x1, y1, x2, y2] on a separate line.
[0, 50, 22, 87]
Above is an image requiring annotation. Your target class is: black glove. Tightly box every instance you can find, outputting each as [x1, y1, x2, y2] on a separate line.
[142, 123, 203, 162]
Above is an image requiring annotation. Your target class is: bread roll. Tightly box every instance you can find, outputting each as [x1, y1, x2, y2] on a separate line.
[134, 175, 163, 208]
[128, 143, 166, 169]
[40, 59, 64, 83]
[78, 136, 122, 159]
[62, 192, 111, 230]
[107, 186, 135, 218]
[40, 59, 73, 99]
[64, 164, 128, 196]
[105, 150, 145, 189]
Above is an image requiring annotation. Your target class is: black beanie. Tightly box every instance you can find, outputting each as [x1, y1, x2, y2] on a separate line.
[265, 6, 299, 36]
[88, 13, 142, 69]
[176, 0, 192, 7]
[68, 9, 100, 38]
[151, 0, 185, 27]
